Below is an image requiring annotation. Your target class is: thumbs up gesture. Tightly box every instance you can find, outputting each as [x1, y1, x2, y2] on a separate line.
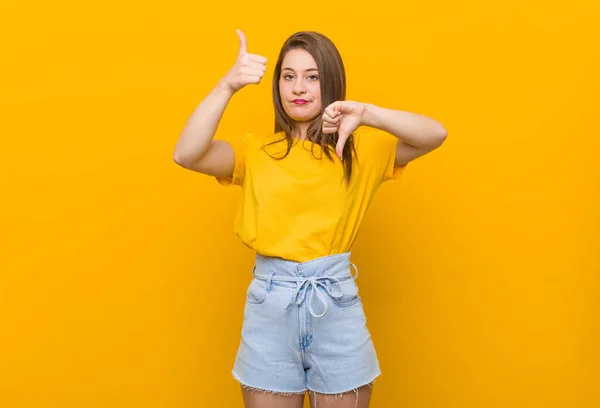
[222, 30, 268, 94]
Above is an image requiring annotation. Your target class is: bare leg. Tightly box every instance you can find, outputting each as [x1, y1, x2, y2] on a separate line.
[307, 383, 374, 408]
[241, 384, 305, 408]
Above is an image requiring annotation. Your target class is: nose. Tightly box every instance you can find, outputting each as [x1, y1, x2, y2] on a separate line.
[292, 78, 306, 95]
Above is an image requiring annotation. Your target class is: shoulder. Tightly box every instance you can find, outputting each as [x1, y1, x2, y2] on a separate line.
[352, 126, 397, 151]
[246, 130, 285, 145]
[225, 131, 288, 160]
[262, 130, 286, 144]
[227, 130, 281, 148]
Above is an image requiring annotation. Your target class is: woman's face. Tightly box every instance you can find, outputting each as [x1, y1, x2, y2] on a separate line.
[278, 49, 322, 127]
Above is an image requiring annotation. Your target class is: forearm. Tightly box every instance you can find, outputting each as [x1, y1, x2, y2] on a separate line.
[361, 103, 447, 148]
[173, 80, 234, 164]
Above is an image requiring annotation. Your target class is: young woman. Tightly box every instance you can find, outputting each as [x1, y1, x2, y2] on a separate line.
[174, 30, 447, 408]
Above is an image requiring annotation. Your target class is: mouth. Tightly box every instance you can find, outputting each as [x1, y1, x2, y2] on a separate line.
[292, 99, 310, 105]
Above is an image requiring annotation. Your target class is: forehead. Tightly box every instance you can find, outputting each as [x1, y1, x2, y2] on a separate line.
[281, 49, 318, 71]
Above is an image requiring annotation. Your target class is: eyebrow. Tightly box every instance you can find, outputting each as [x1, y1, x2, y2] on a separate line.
[282, 67, 319, 72]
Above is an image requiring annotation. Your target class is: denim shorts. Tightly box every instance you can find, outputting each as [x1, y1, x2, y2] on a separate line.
[232, 252, 381, 395]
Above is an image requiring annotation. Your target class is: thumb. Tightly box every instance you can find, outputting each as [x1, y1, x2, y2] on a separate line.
[336, 131, 349, 160]
[333, 101, 343, 113]
[237, 29, 247, 57]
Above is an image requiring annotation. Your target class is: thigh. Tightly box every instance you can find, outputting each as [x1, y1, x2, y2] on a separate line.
[308, 383, 373, 408]
[241, 386, 305, 408]
[306, 288, 381, 393]
[233, 280, 306, 392]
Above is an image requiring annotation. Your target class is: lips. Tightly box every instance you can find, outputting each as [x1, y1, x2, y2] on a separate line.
[292, 99, 309, 105]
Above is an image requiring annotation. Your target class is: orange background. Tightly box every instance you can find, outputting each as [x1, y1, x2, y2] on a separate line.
[1, 1, 598, 407]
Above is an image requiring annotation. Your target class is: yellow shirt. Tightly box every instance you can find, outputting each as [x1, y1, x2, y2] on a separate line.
[216, 125, 407, 262]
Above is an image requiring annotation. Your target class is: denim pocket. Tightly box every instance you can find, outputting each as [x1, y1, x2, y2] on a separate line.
[331, 278, 361, 307]
[246, 278, 267, 305]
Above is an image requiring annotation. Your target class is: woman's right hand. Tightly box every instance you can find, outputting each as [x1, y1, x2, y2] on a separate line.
[221, 30, 268, 94]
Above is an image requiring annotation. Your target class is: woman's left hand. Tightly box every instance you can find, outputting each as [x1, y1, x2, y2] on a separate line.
[322, 101, 367, 159]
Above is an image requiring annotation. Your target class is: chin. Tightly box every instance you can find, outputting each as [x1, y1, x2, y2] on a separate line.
[286, 110, 320, 122]
[293, 115, 314, 121]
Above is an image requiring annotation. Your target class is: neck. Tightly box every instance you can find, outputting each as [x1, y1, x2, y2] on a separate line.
[293, 122, 310, 140]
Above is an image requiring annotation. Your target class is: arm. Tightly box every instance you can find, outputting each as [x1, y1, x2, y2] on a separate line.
[173, 82, 236, 175]
[173, 30, 267, 175]
[361, 103, 448, 166]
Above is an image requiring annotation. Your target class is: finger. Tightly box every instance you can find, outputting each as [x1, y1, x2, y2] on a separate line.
[237, 29, 248, 57]
[243, 69, 265, 78]
[322, 113, 340, 125]
[247, 54, 268, 64]
[247, 61, 267, 72]
[325, 105, 337, 118]
[246, 76, 261, 84]
[322, 124, 338, 133]
[336, 132, 349, 159]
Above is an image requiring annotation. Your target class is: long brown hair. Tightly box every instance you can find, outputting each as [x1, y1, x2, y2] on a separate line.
[264, 31, 357, 185]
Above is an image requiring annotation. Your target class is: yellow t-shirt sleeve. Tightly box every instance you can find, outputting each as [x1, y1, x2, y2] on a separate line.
[215, 133, 252, 187]
[358, 126, 407, 183]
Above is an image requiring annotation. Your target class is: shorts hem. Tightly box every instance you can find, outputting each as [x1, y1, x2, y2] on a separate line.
[306, 371, 381, 395]
[232, 370, 307, 395]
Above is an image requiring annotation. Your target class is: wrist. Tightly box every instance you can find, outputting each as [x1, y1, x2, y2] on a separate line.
[216, 79, 235, 97]
[361, 103, 379, 128]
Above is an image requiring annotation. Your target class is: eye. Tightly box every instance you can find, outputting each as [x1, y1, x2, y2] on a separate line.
[308, 75, 319, 80]
[283, 74, 293, 80]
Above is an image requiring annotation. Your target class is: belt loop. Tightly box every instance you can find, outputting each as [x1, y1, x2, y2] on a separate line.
[350, 262, 359, 280]
[266, 270, 275, 292]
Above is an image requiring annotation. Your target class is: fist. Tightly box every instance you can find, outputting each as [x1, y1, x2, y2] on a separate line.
[222, 30, 268, 93]
[322, 101, 367, 159]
